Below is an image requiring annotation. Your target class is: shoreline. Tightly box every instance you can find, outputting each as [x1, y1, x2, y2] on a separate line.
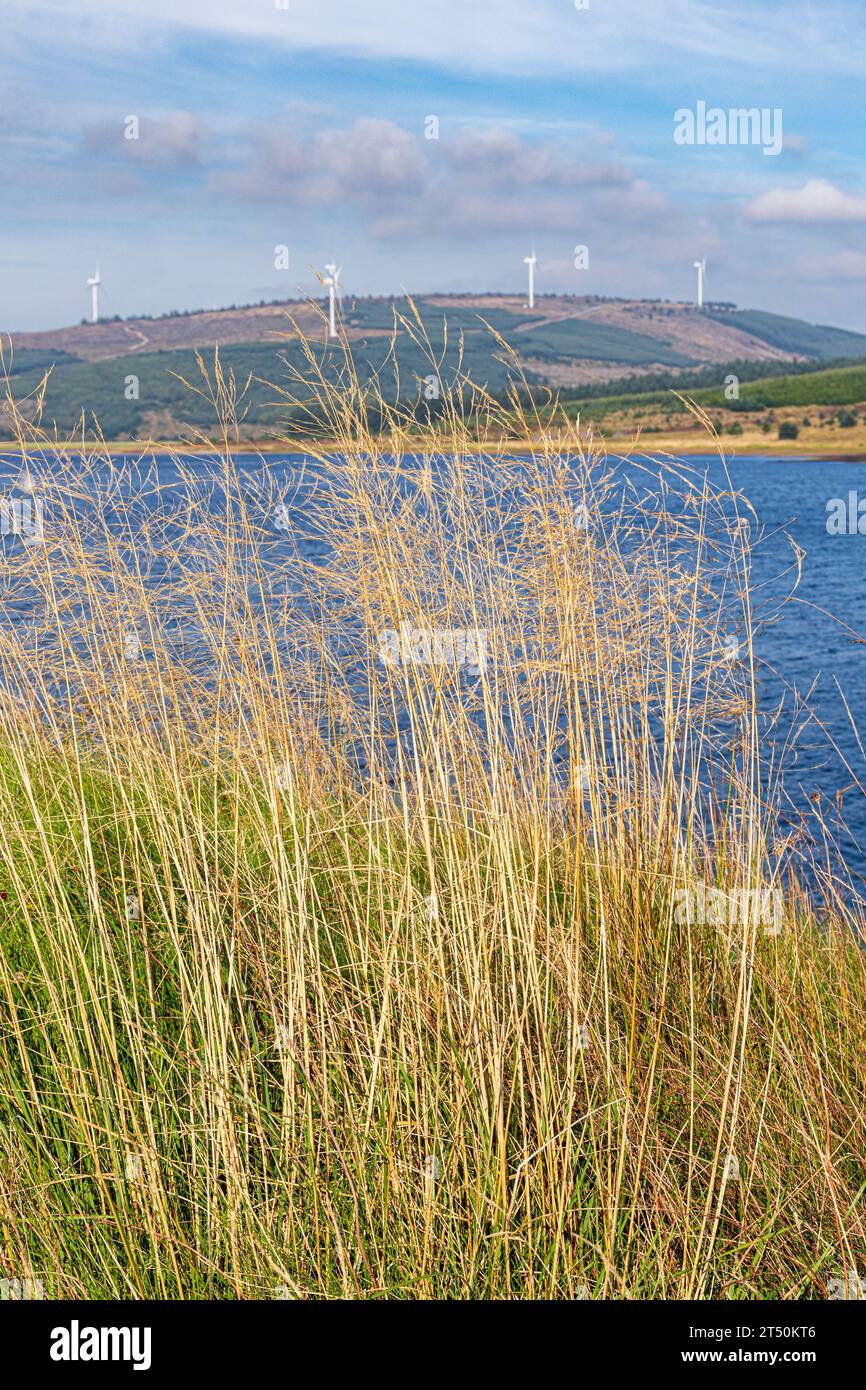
[3, 438, 866, 461]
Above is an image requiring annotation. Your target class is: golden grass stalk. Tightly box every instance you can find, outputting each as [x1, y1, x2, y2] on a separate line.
[0, 342, 863, 1300]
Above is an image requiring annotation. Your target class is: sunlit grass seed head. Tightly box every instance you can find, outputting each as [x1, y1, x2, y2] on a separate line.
[0, 330, 862, 1301]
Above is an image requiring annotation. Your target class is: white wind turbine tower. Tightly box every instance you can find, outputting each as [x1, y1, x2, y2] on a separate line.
[693, 257, 706, 309]
[86, 266, 102, 323]
[324, 262, 341, 337]
[523, 249, 537, 310]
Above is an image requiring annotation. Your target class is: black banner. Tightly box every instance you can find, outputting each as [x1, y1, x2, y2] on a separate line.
[2, 1297, 858, 1377]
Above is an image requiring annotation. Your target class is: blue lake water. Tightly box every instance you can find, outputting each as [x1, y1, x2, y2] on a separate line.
[3, 448, 866, 887]
[609, 453, 866, 885]
[685, 454, 866, 890]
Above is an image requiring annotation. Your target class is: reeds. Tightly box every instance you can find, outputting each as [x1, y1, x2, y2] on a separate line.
[0, 341, 863, 1299]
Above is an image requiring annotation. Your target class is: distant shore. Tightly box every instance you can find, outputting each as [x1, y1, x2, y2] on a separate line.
[4, 434, 866, 461]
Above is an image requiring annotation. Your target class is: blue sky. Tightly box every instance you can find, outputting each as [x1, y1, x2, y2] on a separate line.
[3, 0, 866, 331]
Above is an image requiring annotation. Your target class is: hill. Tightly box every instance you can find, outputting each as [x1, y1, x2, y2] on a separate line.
[704, 309, 866, 362]
[3, 294, 866, 441]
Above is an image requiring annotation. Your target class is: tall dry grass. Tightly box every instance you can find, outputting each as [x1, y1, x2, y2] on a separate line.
[0, 341, 863, 1299]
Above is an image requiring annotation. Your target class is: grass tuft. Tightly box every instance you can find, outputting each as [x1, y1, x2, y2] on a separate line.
[0, 349, 863, 1299]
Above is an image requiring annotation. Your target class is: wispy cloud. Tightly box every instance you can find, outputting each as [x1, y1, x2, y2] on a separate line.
[205, 114, 646, 241]
[6, 0, 866, 76]
[211, 116, 423, 205]
[823, 250, 866, 279]
[443, 128, 631, 190]
[84, 111, 212, 169]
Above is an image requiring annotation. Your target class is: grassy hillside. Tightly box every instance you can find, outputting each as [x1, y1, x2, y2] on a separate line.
[0, 307, 701, 440]
[4, 295, 866, 441]
[696, 361, 866, 408]
[559, 358, 866, 423]
[1, 333, 544, 439]
[345, 297, 528, 335]
[706, 309, 866, 360]
[4, 346, 79, 377]
[510, 317, 698, 367]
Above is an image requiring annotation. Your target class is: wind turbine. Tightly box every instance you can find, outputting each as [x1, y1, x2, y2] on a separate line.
[523, 249, 537, 310]
[324, 262, 341, 337]
[693, 257, 706, 310]
[86, 267, 102, 324]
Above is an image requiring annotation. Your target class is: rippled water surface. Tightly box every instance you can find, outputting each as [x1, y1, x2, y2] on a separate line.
[3, 448, 866, 884]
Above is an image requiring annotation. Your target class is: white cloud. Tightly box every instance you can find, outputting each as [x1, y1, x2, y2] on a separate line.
[745, 178, 866, 223]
